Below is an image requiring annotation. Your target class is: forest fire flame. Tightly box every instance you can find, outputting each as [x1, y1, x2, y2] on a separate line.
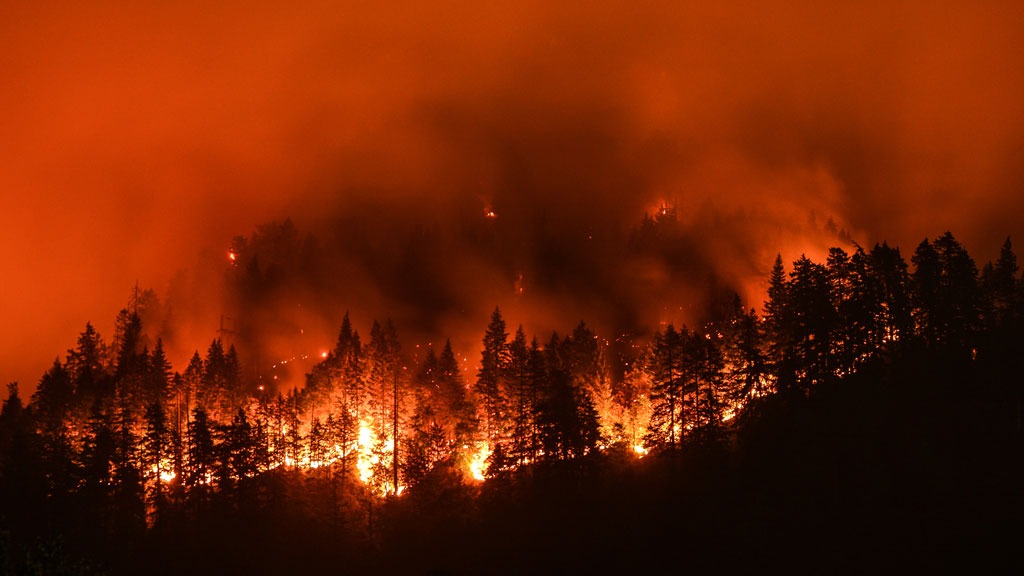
[468, 443, 491, 481]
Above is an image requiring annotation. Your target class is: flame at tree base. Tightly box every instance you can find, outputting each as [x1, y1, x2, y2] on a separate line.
[467, 443, 491, 481]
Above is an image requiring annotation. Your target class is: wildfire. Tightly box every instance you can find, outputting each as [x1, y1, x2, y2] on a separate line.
[146, 320, 761, 505]
[152, 460, 177, 483]
[356, 420, 377, 484]
[468, 443, 491, 481]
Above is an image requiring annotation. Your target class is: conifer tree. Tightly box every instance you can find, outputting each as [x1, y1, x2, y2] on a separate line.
[648, 325, 685, 449]
[476, 307, 509, 446]
[185, 406, 215, 511]
[66, 323, 110, 415]
[142, 401, 172, 525]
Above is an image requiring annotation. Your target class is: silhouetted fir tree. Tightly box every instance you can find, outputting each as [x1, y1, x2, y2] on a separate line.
[112, 311, 149, 419]
[283, 389, 305, 467]
[222, 345, 245, 415]
[309, 416, 327, 467]
[687, 326, 725, 443]
[265, 393, 287, 469]
[304, 355, 336, 420]
[37, 408, 79, 504]
[648, 324, 685, 449]
[788, 254, 836, 391]
[402, 406, 448, 488]
[323, 412, 344, 479]
[176, 351, 203, 430]
[839, 247, 882, 368]
[112, 310, 145, 382]
[367, 320, 402, 442]
[476, 307, 510, 446]
[407, 345, 461, 476]
[911, 237, 943, 345]
[978, 238, 1023, 430]
[868, 242, 913, 345]
[561, 321, 606, 406]
[250, 405, 270, 474]
[827, 247, 859, 375]
[31, 359, 74, 433]
[0, 383, 25, 474]
[526, 337, 548, 462]
[332, 313, 367, 425]
[0, 384, 48, 561]
[165, 394, 186, 516]
[333, 394, 359, 482]
[506, 326, 533, 465]
[484, 441, 513, 479]
[215, 409, 259, 495]
[65, 323, 111, 416]
[110, 398, 146, 539]
[763, 254, 793, 394]
[980, 238, 1017, 327]
[933, 231, 981, 351]
[185, 406, 215, 513]
[438, 339, 474, 446]
[721, 297, 769, 404]
[143, 338, 172, 409]
[335, 312, 357, 358]
[413, 347, 439, 416]
[200, 339, 228, 420]
[911, 233, 981, 353]
[142, 401, 172, 525]
[536, 368, 599, 461]
[74, 404, 117, 550]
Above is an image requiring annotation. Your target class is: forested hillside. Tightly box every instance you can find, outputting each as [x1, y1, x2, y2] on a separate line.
[1, 231, 1021, 574]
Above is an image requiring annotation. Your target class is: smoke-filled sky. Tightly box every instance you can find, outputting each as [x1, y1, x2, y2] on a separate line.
[3, 0, 1024, 393]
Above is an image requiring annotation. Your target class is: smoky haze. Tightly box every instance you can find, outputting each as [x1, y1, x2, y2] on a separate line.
[3, 0, 1024, 394]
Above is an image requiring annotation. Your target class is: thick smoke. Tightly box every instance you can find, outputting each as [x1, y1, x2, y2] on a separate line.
[3, 1, 1024, 393]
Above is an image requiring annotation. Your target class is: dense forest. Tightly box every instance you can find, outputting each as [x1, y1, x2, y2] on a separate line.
[1, 230, 1022, 574]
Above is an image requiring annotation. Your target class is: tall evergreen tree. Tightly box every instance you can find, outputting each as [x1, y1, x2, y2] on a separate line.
[31, 359, 73, 432]
[788, 255, 836, 392]
[648, 325, 685, 449]
[438, 339, 474, 445]
[66, 323, 110, 415]
[476, 307, 509, 446]
[763, 254, 791, 394]
[185, 405, 216, 512]
[536, 369, 600, 462]
[142, 401, 172, 525]
[868, 242, 913, 346]
[721, 298, 770, 405]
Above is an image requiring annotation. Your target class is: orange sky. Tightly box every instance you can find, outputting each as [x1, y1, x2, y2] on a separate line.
[3, 1, 1024, 393]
